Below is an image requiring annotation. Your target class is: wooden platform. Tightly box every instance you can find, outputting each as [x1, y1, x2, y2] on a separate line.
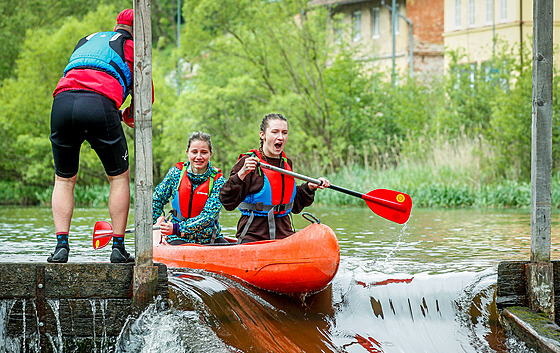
[498, 260, 560, 352]
[0, 262, 168, 352]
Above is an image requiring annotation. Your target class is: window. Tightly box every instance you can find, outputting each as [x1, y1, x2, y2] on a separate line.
[455, 0, 461, 28]
[486, 0, 493, 24]
[353, 10, 362, 42]
[501, 0, 507, 21]
[468, 0, 475, 27]
[371, 7, 380, 38]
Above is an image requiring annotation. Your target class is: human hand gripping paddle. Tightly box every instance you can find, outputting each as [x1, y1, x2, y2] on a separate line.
[257, 162, 412, 224]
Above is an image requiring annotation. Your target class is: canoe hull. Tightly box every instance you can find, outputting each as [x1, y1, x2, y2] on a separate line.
[153, 223, 340, 294]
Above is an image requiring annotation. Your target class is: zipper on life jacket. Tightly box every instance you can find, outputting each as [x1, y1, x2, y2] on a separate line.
[188, 186, 195, 219]
[280, 174, 285, 213]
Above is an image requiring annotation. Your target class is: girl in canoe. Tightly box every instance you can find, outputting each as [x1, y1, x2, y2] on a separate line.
[153, 131, 228, 244]
[219, 113, 330, 243]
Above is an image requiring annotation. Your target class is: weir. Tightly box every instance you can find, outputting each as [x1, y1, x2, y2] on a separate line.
[496, 0, 559, 351]
[0, 263, 168, 351]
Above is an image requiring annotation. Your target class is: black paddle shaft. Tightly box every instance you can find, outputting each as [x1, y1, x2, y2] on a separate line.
[257, 163, 364, 199]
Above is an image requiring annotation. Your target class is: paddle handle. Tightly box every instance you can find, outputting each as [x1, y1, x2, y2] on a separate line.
[258, 162, 363, 195]
[258, 162, 322, 185]
[257, 162, 407, 212]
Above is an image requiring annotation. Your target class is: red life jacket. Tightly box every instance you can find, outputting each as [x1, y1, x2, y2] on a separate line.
[171, 162, 222, 220]
[239, 149, 296, 217]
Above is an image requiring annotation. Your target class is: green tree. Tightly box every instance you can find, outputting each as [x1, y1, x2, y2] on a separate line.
[175, 0, 383, 173]
[0, 0, 130, 81]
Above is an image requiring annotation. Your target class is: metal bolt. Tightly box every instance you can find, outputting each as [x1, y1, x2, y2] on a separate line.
[538, 54, 544, 61]
[38, 284, 43, 289]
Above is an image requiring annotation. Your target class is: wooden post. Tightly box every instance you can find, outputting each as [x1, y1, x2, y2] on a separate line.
[133, 0, 158, 310]
[528, 0, 554, 321]
[391, 0, 396, 85]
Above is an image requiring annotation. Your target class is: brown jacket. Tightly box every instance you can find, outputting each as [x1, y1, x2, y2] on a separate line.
[219, 152, 316, 242]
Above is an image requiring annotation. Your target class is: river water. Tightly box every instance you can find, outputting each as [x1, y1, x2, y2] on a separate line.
[1, 205, 559, 352]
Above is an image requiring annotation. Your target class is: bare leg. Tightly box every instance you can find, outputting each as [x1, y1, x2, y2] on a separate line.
[52, 174, 77, 233]
[107, 169, 130, 236]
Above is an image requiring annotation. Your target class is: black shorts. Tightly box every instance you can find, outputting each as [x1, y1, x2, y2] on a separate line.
[50, 90, 129, 178]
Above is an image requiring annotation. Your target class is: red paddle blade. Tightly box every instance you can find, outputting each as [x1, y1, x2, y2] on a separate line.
[93, 221, 113, 250]
[362, 189, 412, 224]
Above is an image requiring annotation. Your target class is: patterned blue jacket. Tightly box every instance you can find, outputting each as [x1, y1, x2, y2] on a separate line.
[153, 162, 226, 244]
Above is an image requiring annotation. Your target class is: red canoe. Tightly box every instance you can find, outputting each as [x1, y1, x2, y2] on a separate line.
[152, 222, 340, 295]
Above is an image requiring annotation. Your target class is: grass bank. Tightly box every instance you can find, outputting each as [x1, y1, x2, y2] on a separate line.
[2, 134, 557, 208]
[0, 181, 113, 207]
[316, 134, 560, 209]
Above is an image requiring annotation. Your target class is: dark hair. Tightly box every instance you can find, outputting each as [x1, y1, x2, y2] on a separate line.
[187, 131, 212, 152]
[259, 114, 288, 147]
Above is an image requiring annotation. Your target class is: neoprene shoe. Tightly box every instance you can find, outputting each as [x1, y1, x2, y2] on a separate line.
[47, 247, 69, 263]
[110, 248, 134, 263]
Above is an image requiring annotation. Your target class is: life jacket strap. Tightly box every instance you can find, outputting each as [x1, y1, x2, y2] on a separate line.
[237, 201, 294, 243]
[237, 211, 256, 244]
[170, 208, 186, 221]
[210, 213, 220, 244]
[238, 201, 293, 213]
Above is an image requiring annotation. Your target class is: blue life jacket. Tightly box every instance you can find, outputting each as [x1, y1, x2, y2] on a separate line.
[63, 30, 133, 102]
[237, 150, 297, 241]
[239, 150, 296, 218]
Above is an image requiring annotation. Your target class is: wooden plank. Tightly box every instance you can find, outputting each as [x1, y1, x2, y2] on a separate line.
[0, 263, 133, 299]
[502, 307, 560, 353]
[45, 263, 134, 298]
[497, 261, 528, 308]
[0, 263, 168, 299]
[5, 298, 132, 337]
[0, 262, 169, 350]
[0, 263, 37, 298]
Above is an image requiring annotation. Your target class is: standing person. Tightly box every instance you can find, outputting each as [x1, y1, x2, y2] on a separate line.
[219, 113, 331, 243]
[47, 9, 142, 263]
[153, 132, 227, 245]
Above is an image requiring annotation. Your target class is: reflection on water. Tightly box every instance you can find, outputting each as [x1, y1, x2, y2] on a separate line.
[0, 205, 555, 352]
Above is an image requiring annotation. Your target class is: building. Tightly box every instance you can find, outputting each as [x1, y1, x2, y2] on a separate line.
[308, 0, 445, 79]
[443, 0, 560, 68]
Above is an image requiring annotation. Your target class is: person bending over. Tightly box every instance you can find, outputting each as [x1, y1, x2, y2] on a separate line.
[47, 9, 149, 263]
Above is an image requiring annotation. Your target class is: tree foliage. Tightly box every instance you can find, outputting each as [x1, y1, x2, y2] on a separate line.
[2, 0, 560, 205]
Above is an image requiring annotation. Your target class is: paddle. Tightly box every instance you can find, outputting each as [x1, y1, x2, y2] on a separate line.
[92, 221, 161, 249]
[257, 162, 412, 224]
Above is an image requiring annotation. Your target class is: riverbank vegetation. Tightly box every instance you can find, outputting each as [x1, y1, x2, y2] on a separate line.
[1, 1, 559, 208]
